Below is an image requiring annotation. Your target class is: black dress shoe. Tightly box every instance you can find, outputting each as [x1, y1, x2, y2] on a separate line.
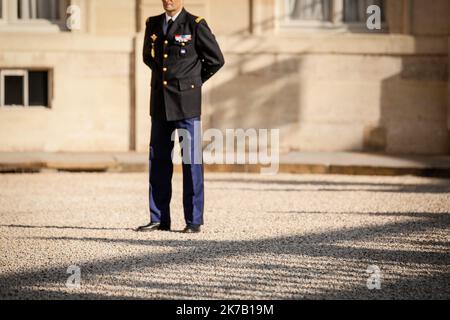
[182, 225, 201, 233]
[135, 223, 170, 232]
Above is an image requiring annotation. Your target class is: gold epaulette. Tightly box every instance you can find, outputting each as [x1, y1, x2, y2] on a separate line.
[195, 17, 204, 23]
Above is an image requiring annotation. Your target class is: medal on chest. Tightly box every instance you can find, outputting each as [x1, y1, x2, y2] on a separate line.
[175, 34, 191, 56]
[174, 34, 192, 43]
[150, 34, 158, 58]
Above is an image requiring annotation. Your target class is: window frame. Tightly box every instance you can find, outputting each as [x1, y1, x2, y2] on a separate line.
[0, 69, 29, 107]
[277, 0, 387, 33]
[0, 69, 51, 108]
[0, 0, 69, 32]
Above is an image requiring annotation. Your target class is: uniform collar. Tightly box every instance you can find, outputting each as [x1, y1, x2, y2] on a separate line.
[165, 8, 183, 23]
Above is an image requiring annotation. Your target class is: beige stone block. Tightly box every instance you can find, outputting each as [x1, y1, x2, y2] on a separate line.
[94, 0, 137, 35]
[0, 37, 133, 152]
[381, 79, 447, 123]
[297, 55, 402, 82]
[295, 122, 365, 152]
[386, 120, 448, 155]
[208, 0, 249, 36]
[298, 81, 382, 123]
[134, 33, 151, 152]
[218, 35, 448, 56]
[412, 0, 450, 36]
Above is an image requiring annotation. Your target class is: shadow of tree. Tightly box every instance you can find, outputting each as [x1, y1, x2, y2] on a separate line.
[1, 211, 448, 300]
[208, 56, 302, 130]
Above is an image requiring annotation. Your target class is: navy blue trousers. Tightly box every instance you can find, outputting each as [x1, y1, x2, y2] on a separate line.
[149, 116, 204, 227]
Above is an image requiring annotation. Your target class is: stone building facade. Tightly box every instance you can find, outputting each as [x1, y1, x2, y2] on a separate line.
[0, 0, 449, 155]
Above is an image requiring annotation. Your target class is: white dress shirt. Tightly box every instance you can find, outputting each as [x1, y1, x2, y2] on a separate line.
[164, 9, 182, 34]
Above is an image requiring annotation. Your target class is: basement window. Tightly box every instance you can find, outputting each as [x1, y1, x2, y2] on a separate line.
[0, 69, 50, 108]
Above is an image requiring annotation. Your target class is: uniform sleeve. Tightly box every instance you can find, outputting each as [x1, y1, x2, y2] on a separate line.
[143, 18, 154, 70]
[195, 20, 225, 83]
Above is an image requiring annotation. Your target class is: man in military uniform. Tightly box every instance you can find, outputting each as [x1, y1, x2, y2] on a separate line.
[136, 0, 224, 233]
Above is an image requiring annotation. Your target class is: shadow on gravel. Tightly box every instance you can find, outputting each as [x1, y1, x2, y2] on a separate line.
[0, 225, 129, 231]
[267, 211, 449, 219]
[206, 178, 450, 194]
[0, 212, 448, 300]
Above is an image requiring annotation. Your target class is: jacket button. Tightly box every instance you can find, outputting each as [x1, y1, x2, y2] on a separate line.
[164, 54, 168, 59]
[163, 81, 168, 86]
[164, 40, 168, 45]
[163, 67, 168, 72]
[191, 85, 195, 89]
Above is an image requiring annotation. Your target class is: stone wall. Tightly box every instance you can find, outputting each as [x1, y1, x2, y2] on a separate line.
[0, 0, 448, 154]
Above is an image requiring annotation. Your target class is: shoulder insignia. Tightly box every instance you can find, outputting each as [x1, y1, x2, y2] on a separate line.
[195, 17, 204, 24]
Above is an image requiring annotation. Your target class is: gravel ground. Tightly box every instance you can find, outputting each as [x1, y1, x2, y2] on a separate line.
[0, 172, 449, 300]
